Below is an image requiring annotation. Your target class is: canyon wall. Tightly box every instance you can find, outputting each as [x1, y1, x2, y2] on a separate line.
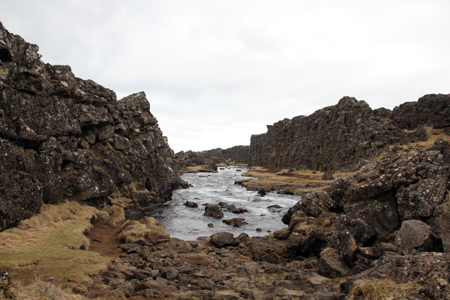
[176, 145, 250, 169]
[0, 22, 180, 231]
[250, 95, 450, 171]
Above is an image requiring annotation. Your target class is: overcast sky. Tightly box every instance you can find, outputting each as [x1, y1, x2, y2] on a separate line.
[1, 1, 449, 152]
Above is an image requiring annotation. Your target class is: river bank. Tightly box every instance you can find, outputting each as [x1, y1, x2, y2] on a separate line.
[4, 147, 450, 300]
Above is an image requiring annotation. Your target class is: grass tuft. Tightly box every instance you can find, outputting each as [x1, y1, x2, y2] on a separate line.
[117, 217, 169, 243]
[348, 279, 420, 300]
[1, 278, 87, 300]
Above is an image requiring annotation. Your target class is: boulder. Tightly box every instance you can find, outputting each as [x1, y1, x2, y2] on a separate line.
[432, 199, 450, 253]
[282, 191, 332, 225]
[427, 138, 450, 164]
[396, 178, 447, 221]
[396, 220, 439, 254]
[273, 228, 291, 240]
[336, 150, 449, 244]
[285, 225, 327, 257]
[328, 230, 357, 266]
[203, 204, 224, 219]
[318, 248, 351, 278]
[183, 201, 198, 208]
[334, 215, 375, 245]
[222, 218, 247, 227]
[209, 232, 236, 248]
[346, 200, 400, 236]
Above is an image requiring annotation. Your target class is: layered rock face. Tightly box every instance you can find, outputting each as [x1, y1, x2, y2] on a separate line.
[175, 145, 250, 169]
[0, 22, 179, 231]
[222, 145, 250, 164]
[250, 95, 450, 171]
[276, 147, 450, 298]
[391, 93, 450, 131]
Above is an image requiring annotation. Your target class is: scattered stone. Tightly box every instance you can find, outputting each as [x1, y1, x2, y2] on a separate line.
[261, 253, 281, 264]
[267, 204, 283, 213]
[396, 220, 438, 254]
[329, 230, 357, 266]
[183, 201, 198, 208]
[222, 218, 247, 227]
[305, 272, 330, 285]
[209, 232, 236, 248]
[219, 202, 248, 214]
[275, 289, 305, 298]
[273, 228, 290, 240]
[235, 232, 250, 244]
[203, 204, 224, 219]
[318, 248, 351, 278]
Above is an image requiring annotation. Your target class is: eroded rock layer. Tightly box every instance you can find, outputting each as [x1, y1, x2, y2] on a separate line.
[175, 145, 250, 169]
[250, 95, 450, 171]
[0, 22, 180, 231]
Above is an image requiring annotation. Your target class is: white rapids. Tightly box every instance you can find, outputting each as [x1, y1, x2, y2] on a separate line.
[145, 165, 300, 241]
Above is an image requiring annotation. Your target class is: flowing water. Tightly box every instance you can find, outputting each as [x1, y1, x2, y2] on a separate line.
[143, 166, 300, 241]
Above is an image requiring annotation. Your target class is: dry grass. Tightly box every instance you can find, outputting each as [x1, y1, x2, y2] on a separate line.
[117, 217, 169, 244]
[178, 165, 216, 174]
[241, 167, 355, 194]
[348, 279, 420, 300]
[372, 126, 450, 162]
[401, 126, 450, 151]
[1, 278, 88, 300]
[0, 201, 110, 292]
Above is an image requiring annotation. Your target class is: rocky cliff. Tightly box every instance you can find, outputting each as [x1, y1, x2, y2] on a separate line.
[0, 22, 180, 231]
[175, 145, 250, 169]
[250, 95, 450, 171]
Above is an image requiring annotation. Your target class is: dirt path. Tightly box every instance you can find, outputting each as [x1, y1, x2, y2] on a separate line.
[88, 221, 122, 258]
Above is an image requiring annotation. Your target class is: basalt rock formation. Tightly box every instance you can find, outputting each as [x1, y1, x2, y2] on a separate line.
[276, 146, 450, 298]
[94, 147, 450, 299]
[0, 22, 180, 231]
[250, 95, 450, 171]
[175, 145, 250, 169]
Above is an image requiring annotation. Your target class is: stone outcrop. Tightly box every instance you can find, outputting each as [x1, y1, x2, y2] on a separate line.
[61, 145, 448, 299]
[222, 145, 251, 164]
[280, 148, 449, 274]
[203, 204, 224, 219]
[175, 145, 250, 169]
[250, 94, 450, 171]
[265, 148, 450, 298]
[391, 93, 450, 130]
[0, 22, 180, 231]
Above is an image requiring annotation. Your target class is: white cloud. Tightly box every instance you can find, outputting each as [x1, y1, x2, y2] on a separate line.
[1, 0, 450, 152]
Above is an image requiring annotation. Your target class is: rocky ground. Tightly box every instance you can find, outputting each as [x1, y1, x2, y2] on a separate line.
[79, 141, 450, 300]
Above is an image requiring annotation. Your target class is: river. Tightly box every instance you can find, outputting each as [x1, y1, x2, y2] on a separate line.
[143, 166, 299, 241]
